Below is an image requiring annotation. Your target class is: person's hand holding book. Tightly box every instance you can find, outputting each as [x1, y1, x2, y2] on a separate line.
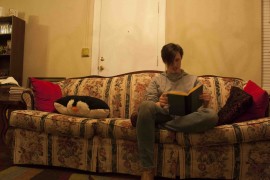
[157, 93, 168, 108]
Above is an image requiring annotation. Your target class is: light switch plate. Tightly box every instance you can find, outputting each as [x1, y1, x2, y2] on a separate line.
[81, 48, 89, 57]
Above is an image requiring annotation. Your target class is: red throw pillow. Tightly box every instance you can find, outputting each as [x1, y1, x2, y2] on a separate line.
[235, 80, 269, 123]
[30, 78, 62, 112]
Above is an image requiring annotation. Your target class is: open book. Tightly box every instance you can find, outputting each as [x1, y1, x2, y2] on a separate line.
[167, 84, 203, 116]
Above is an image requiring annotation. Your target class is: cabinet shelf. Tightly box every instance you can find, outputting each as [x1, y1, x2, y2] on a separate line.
[0, 16, 25, 85]
[0, 33, 11, 36]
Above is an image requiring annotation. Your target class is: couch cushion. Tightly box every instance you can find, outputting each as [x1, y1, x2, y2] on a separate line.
[59, 74, 245, 119]
[96, 118, 176, 144]
[235, 80, 269, 123]
[97, 116, 270, 147]
[60, 72, 161, 119]
[30, 78, 62, 112]
[10, 110, 97, 138]
[176, 117, 270, 147]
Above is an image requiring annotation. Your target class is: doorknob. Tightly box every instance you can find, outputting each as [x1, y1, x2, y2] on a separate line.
[100, 57, 105, 61]
[98, 65, 104, 71]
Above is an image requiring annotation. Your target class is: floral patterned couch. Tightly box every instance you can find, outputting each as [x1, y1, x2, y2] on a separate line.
[5, 70, 270, 179]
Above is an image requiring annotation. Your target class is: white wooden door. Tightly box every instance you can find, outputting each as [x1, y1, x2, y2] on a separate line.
[92, 0, 165, 76]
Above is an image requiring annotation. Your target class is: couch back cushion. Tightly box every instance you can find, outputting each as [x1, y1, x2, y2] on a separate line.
[57, 72, 245, 118]
[58, 72, 159, 118]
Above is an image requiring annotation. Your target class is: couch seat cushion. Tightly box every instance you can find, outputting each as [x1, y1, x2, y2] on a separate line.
[96, 118, 176, 144]
[176, 117, 270, 147]
[10, 110, 97, 138]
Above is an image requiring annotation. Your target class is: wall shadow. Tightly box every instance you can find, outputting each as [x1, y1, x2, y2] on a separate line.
[22, 15, 49, 86]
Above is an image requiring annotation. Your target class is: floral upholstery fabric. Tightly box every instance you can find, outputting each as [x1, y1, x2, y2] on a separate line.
[22, 74, 246, 117]
[97, 138, 178, 178]
[7, 71, 270, 179]
[12, 128, 98, 172]
[176, 117, 270, 146]
[10, 110, 97, 139]
[58, 73, 157, 119]
[197, 76, 245, 112]
[96, 118, 176, 144]
[178, 141, 270, 179]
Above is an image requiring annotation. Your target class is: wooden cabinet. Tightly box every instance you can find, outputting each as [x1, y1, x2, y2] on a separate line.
[0, 16, 25, 85]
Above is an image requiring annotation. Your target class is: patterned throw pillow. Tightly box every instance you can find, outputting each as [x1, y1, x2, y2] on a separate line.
[217, 86, 253, 125]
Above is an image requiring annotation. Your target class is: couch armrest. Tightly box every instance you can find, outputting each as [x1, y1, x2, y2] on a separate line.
[21, 89, 35, 110]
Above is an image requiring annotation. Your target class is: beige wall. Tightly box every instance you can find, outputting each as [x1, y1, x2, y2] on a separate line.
[0, 0, 262, 86]
[0, 0, 94, 86]
[166, 0, 261, 85]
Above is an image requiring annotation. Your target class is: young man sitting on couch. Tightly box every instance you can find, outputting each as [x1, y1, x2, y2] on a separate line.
[136, 43, 218, 180]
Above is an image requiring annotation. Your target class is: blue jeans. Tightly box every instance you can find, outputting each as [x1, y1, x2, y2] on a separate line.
[136, 100, 218, 169]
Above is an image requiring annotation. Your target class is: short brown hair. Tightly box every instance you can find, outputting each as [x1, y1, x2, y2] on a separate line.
[161, 43, 184, 65]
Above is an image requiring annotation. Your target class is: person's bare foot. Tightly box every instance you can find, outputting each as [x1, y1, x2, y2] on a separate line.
[141, 168, 154, 180]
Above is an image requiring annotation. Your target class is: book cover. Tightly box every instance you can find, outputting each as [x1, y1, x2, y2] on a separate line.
[167, 84, 203, 116]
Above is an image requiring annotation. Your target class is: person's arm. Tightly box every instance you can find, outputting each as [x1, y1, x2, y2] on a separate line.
[195, 79, 211, 108]
[145, 78, 159, 102]
[145, 77, 168, 108]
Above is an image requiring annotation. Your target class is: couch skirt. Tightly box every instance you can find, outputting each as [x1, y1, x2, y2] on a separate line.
[10, 128, 98, 172]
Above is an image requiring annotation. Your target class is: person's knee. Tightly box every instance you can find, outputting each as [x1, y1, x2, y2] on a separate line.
[138, 101, 156, 113]
[137, 101, 157, 125]
[136, 101, 158, 130]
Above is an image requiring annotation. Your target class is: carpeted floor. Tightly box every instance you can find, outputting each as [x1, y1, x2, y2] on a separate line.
[0, 166, 140, 180]
[0, 141, 140, 180]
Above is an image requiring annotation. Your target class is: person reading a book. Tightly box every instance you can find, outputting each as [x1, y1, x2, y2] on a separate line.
[136, 43, 218, 180]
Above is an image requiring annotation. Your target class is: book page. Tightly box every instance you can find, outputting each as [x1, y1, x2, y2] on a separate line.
[167, 90, 188, 96]
[167, 84, 203, 116]
[167, 84, 202, 96]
